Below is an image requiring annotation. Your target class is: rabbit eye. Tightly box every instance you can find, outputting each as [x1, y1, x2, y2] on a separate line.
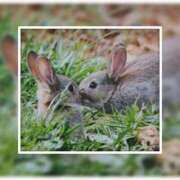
[68, 84, 74, 92]
[89, 81, 97, 89]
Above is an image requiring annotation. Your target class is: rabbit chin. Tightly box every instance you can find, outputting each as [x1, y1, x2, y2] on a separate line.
[80, 90, 115, 110]
[81, 97, 104, 109]
[81, 98, 115, 113]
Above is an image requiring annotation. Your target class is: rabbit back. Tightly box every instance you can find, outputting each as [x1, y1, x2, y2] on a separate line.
[108, 52, 159, 111]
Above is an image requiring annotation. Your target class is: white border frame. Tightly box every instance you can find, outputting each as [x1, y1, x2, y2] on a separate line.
[18, 26, 162, 154]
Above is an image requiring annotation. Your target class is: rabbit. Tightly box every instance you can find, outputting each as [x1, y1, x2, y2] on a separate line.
[79, 45, 159, 112]
[27, 51, 81, 115]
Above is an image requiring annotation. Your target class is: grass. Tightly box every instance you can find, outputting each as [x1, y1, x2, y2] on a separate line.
[21, 34, 159, 151]
[21, 103, 158, 151]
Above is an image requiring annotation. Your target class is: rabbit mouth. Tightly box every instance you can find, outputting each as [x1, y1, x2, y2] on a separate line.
[80, 93, 93, 102]
[80, 92, 104, 109]
[79, 91, 96, 104]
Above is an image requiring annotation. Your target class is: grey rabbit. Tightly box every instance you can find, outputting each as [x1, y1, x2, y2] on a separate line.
[27, 51, 80, 115]
[79, 45, 159, 112]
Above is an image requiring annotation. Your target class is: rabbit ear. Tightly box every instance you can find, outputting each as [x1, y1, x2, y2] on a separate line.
[108, 46, 127, 81]
[27, 51, 38, 77]
[27, 51, 58, 87]
[1, 35, 17, 76]
[37, 57, 58, 86]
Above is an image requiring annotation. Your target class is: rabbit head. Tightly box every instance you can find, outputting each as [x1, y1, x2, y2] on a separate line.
[79, 46, 127, 108]
[27, 51, 80, 114]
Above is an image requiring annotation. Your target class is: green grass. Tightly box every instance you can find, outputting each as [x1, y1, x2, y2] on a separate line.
[21, 104, 158, 151]
[21, 35, 159, 151]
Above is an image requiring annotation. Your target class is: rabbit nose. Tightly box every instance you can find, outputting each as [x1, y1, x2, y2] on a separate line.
[79, 88, 86, 95]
